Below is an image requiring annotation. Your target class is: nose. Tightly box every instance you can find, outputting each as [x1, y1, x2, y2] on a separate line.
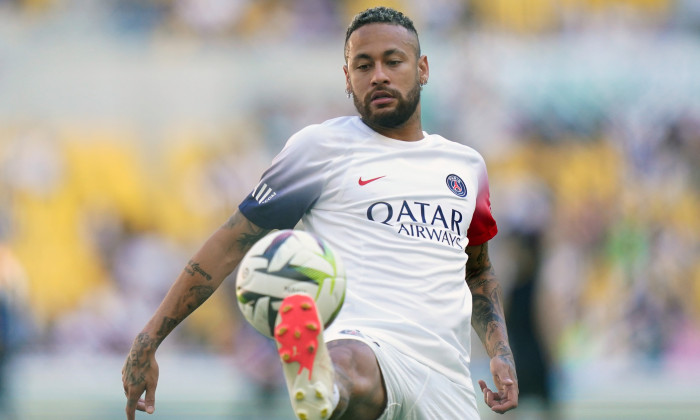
[370, 62, 389, 86]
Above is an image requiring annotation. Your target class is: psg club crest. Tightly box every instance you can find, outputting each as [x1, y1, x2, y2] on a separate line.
[446, 174, 467, 197]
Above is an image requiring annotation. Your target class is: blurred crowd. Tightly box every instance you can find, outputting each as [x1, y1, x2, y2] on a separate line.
[2, 0, 699, 38]
[0, 0, 699, 414]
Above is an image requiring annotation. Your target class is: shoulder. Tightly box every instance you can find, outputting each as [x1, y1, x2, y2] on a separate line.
[428, 134, 488, 166]
[275, 116, 359, 167]
[284, 116, 363, 158]
[288, 116, 361, 146]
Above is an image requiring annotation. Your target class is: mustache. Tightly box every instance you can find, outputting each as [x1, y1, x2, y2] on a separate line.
[365, 86, 402, 104]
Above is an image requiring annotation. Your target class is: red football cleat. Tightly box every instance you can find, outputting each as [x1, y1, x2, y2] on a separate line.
[275, 294, 336, 420]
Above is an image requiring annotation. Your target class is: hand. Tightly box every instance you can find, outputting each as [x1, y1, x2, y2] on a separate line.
[478, 355, 518, 414]
[122, 336, 159, 419]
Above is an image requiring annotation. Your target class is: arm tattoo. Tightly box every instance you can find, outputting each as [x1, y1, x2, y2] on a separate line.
[465, 243, 515, 370]
[184, 285, 214, 311]
[177, 285, 215, 315]
[131, 286, 214, 361]
[465, 243, 492, 289]
[238, 229, 270, 250]
[472, 291, 508, 356]
[155, 317, 179, 346]
[224, 211, 271, 252]
[184, 260, 213, 281]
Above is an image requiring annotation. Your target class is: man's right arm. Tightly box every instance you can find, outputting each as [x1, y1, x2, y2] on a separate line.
[122, 210, 270, 420]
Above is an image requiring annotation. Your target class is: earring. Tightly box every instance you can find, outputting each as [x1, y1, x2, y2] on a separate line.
[345, 89, 352, 98]
[420, 79, 427, 86]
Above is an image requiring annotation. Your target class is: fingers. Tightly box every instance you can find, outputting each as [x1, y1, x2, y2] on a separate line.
[126, 395, 153, 419]
[478, 379, 495, 407]
[124, 372, 141, 419]
[125, 380, 147, 418]
[144, 383, 156, 414]
[137, 399, 148, 412]
[124, 386, 158, 416]
[125, 394, 138, 420]
[489, 390, 518, 414]
[491, 401, 516, 414]
[479, 379, 518, 414]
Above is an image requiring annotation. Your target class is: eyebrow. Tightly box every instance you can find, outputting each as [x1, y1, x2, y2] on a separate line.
[350, 48, 408, 62]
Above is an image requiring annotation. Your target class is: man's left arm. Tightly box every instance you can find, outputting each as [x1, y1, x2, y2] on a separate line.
[465, 241, 518, 414]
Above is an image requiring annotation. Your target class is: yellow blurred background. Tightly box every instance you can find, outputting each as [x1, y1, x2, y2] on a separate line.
[0, 0, 698, 419]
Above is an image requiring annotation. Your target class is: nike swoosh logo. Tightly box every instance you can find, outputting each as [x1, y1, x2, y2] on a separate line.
[358, 176, 386, 186]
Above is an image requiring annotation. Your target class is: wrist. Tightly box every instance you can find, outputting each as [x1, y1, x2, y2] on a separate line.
[489, 340, 513, 359]
[131, 332, 160, 354]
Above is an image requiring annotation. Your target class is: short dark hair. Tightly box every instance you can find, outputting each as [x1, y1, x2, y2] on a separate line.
[344, 7, 421, 61]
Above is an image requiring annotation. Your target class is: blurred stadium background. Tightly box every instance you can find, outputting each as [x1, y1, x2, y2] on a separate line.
[0, 0, 699, 419]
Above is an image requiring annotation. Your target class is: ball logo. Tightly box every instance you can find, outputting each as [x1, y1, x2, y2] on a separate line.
[446, 174, 467, 197]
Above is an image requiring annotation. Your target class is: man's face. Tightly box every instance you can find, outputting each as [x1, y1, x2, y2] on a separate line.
[344, 24, 428, 130]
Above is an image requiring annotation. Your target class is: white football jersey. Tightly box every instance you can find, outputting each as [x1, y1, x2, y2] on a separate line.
[239, 116, 497, 385]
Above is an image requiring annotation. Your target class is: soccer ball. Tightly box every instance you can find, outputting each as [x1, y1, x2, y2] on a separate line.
[235, 229, 346, 338]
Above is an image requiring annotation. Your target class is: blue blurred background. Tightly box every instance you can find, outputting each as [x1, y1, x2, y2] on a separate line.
[0, 0, 698, 419]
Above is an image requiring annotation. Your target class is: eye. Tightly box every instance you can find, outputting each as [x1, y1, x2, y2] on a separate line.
[356, 64, 370, 71]
[388, 60, 402, 66]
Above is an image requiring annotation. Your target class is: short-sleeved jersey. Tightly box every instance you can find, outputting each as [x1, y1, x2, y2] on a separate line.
[239, 116, 497, 385]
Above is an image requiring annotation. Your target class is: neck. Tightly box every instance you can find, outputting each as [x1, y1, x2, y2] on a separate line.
[362, 109, 424, 142]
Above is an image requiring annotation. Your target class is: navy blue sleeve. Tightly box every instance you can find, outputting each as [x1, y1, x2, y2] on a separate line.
[238, 127, 326, 230]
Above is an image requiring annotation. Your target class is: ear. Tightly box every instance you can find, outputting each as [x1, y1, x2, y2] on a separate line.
[418, 55, 429, 85]
[343, 64, 351, 92]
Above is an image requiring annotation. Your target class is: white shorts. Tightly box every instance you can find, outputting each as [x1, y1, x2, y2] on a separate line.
[326, 329, 480, 420]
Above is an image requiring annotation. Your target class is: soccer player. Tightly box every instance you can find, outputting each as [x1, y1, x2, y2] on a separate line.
[122, 6, 518, 420]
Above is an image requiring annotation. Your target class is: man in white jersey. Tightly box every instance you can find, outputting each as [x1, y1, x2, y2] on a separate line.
[123, 6, 518, 420]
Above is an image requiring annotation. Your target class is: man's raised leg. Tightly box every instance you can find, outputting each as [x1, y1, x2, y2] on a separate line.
[274, 294, 387, 420]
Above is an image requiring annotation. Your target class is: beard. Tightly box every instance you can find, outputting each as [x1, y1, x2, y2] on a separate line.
[352, 82, 421, 130]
